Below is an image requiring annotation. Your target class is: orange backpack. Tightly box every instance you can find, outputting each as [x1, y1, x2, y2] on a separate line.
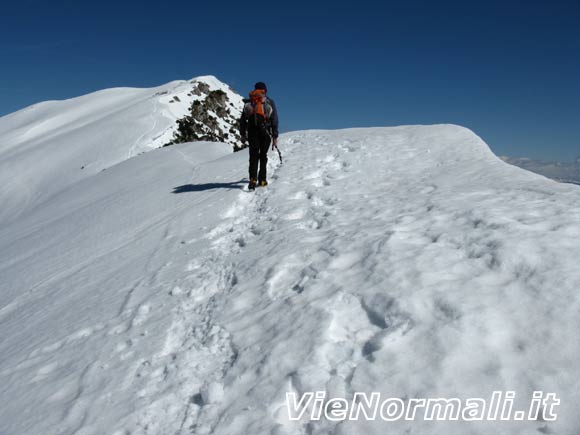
[246, 89, 273, 123]
[250, 90, 266, 118]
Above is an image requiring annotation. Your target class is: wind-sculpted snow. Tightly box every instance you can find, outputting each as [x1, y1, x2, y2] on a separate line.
[0, 125, 579, 435]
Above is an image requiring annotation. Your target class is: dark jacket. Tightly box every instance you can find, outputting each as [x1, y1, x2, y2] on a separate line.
[240, 96, 279, 139]
[268, 97, 279, 138]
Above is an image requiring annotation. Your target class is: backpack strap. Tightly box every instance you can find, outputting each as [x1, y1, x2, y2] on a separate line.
[263, 97, 273, 119]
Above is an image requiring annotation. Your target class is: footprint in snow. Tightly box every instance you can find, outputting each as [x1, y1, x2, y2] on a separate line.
[131, 304, 151, 327]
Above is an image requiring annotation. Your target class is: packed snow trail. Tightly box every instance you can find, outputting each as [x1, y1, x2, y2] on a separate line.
[179, 126, 580, 435]
[0, 125, 579, 435]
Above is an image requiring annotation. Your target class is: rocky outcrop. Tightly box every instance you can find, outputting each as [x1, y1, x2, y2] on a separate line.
[166, 80, 245, 151]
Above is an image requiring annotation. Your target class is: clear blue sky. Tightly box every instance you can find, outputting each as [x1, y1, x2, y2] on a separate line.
[1, 0, 578, 161]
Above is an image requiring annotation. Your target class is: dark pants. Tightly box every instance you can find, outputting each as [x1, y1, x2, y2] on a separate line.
[248, 133, 271, 182]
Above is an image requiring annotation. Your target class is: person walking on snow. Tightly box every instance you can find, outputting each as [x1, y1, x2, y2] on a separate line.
[239, 82, 279, 190]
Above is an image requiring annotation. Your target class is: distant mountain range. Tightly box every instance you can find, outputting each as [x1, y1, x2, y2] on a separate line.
[500, 155, 580, 185]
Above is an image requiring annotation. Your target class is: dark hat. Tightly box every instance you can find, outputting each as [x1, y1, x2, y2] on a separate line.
[254, 82, 267, 92]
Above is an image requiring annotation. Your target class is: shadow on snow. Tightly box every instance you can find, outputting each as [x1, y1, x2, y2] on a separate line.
[172, 180, 246, 193]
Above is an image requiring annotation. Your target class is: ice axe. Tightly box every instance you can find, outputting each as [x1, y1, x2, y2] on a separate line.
[272, 142, 283, 164]
[269, 130, 282, 163]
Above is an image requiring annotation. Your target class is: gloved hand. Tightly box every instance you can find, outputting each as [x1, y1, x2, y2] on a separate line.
[272, 136, 278, 150]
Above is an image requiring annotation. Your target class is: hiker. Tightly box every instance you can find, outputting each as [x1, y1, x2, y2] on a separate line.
[239, 82, 279, 190]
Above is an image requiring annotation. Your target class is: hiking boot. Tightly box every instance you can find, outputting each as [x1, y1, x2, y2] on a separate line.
[259, 180, 268, 187]
[248, 178, 257, 191]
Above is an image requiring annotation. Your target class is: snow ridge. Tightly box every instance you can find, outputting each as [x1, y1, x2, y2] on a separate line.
[109, 127, 580, 434]
[1, 125, 580, 435]
[0, 75, 242, 227]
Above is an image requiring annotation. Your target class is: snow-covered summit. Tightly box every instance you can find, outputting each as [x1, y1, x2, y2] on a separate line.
[0, 92, 579, 435]
[0, 75, 244, 226]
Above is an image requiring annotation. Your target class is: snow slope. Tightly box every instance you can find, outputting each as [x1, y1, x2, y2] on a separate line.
[0, 75, 243, 227]
[1, 124, 580, 435]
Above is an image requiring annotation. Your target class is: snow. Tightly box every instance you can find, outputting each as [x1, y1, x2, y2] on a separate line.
[1, 85, 580, 435]
[0, 75, 242, 227]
